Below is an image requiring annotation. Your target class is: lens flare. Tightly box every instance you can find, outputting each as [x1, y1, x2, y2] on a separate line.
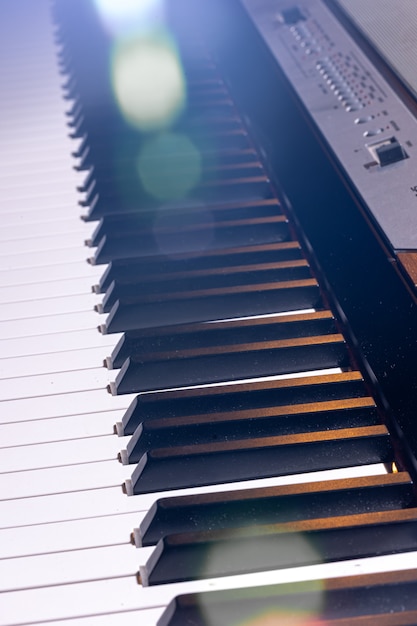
[137, 131, 201, 200]
[198, 530, 325, 626]
[199, 579, 325, 626]
[111, 32, 186, 131]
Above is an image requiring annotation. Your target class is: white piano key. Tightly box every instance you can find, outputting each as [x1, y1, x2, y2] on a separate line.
[3, 147, 80, 167]
[0, 109, 68, 127]
[0, 205, 87, 227]
[0, 189, 84, 212]
[0, 276, 100, 303]
[4, 245, 92, 270]
[25, 609, 164, 626]
[0, 485, 144, 529]
[2, 109, 68, 129]
[0, 168, 84, 190]
[0, 511, 143, 558]
[0, 174, 85, 197]
[0, 152, 74, 179]
[0, 188, 81, 211]
[0, 261, 102, 288]
[0, 459, 128, 499]
[0, 310, 102, 339]
[0, 138, 79, 156]
[0, 433, 129, 473]
[33, 609, 164, 626]
[0, 389, 132, 424]
[0, 409, 123, 447]
[1, 98, 65, 112]
[1, 77, 66, 92]
[0, 293, 99, 321]
[0, 574, 152, 625]
[0, 232, 93, 256]
[0, 346, 110, 379]
[0, 217, 93, 240]
[0, 543, 146, 593]
[0, 198, 83, 222]
[0, 144, 80, 166]
[0, 328, 120, 359]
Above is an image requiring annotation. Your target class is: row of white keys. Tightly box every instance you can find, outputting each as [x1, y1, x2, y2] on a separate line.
[0, 7, 145, 624]
[3, 550, 417, 626]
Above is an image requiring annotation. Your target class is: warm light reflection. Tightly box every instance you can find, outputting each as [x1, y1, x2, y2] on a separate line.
[237, 609, 325, 626]
[111, 32, 186, 131]
[93, 0, 164, 36]
[137, 131, 201, 199]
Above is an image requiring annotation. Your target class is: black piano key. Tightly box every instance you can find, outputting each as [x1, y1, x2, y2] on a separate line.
[67, 70, 232, 121]
[81, 156, 265, 200]
[101, 279, 320, 334]
[119, 369, 371, 435]
[108, 309, 337, 369]
[123, 399, 378, 463]
[111, 332, 348, 395]
[99, 261, 312, 313]
[84, 176, 273, 223]
[141, 507, 417, 586]
[77, 121, 249, 172]
[77, 124, 244, 171]
[81, 153, 265, 210]
[91, 215, 289, 265]
[157, 569, 417, 625]
[87, 196, 283, 249]
[137, 472, 414, 546]
[128, 425, 392, 494]
[95, 240, 301, 294]
[70, 92, 239, 140]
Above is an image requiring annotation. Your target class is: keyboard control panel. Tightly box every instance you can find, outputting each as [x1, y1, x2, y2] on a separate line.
[242, 0, 417, 251]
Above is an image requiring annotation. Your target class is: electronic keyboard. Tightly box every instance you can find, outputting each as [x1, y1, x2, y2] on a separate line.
[1, 1, 417, 624]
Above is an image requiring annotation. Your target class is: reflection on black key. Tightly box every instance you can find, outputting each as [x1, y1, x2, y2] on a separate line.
[99, 260, 311, 313]
[141, 507, 417, 585]
[110, 332, 348, 394]
[87, 197, 283, 250]
[127, 425, 392, 494]
[119, 368, 370, 435]
[101, 278, 320, 333]
[95, 240, 302, 294]
[122, 398, 378, 463]
[91, 215, 289, 265]
[137, 472, 414, 546]
[157, 568, 417, 625]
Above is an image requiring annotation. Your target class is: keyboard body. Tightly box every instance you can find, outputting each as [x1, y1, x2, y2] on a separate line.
[1, 1, 417, 625]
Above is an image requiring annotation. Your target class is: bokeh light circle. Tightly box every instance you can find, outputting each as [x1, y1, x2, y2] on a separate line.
[137, 131, 202, 200]
[111, 32, 186, 131]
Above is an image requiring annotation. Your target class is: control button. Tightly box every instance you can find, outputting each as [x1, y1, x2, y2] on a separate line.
[337, 91, 354, 100]
[280, 7, 306, 24]
[376, 139, 408, 166]
[363, 128, 384, 137]
[355, 116, 374, 124]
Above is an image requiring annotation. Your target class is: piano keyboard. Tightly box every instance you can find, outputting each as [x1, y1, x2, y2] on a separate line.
[1, 1, 417, 624]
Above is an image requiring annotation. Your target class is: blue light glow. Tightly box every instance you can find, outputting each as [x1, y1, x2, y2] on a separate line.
[93, 0, 164, 36]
